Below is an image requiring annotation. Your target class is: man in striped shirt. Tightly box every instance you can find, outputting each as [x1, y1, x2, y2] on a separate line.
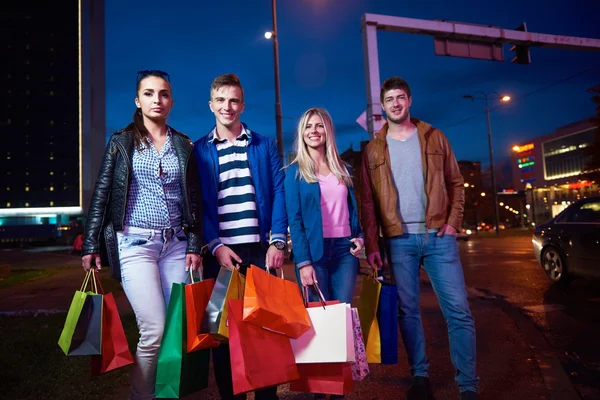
[193, 73, 287, 400]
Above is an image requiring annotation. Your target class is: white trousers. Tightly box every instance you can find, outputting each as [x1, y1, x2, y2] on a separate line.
[117, 226, 188, 400]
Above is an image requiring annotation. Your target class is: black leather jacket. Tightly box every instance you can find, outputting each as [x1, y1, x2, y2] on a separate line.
[82, 128, 203, 281]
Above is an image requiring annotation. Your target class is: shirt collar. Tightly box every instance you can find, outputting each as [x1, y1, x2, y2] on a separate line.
[209, 123, 251, 144]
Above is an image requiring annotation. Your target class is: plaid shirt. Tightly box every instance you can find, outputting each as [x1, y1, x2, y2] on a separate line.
[124, 130, 183, 229]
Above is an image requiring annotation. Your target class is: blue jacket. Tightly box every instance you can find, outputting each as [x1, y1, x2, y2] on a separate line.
[284, 162, 363, 267]
[193, 124, 287, 253]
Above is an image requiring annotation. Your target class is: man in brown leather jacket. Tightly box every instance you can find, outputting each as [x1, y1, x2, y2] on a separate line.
[361, 77, 479, 400]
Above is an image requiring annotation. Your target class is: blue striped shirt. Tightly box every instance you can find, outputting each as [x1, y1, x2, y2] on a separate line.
[124, 130, 183, 229]
[210, 127, 260, 250]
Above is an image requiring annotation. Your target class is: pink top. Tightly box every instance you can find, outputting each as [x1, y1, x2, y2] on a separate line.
[318, 173, 351, 238]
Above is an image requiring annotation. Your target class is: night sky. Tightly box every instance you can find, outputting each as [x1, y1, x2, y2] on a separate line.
[105, 0, 600, 168]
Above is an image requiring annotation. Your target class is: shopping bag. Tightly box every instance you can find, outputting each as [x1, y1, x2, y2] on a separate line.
[290, 302, 355, 363]
[358, 271, 382, 363]
[243, 265, 310, 338]
[365, 316, 382, 363]
[350, 308, 369, 381]
[185, 269, 219, 352]
[378, 283, 399, 365]
[155, 282, 209, 398]
[58, 269, 103, 356]
[289, 362, 354, 395]
[205, 267, 245, 340]
[228, 299, 299, 395]
[357, 272, 381, 344]
[91, 292, 134, 375]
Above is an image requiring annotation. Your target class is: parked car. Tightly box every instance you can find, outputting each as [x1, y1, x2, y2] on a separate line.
[456, 228, 473, 241]
[532, 195, 600, 284]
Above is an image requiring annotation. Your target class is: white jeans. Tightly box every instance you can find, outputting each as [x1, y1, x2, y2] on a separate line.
[117, 226, 188, 400]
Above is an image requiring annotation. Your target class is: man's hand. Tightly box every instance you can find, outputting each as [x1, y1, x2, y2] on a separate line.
[299, 265, 317, 287]
[185, 253, 202, 272]
[82, 254, 101, 271]
[214, 246, 242, 270]
[266, 244, 285, 269]
[366, 251, 382, 270]
[437, 224, 458, 237]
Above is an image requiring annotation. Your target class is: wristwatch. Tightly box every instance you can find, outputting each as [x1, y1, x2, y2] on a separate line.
[270, 240, 286, 250]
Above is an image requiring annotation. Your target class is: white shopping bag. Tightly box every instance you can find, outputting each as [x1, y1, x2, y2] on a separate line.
[290, 303, 355, 364]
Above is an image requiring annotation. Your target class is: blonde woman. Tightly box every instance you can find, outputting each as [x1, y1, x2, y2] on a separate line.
[285, 108, 364, 305]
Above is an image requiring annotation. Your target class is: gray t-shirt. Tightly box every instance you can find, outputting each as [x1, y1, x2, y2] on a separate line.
[386, 130, 429, 234]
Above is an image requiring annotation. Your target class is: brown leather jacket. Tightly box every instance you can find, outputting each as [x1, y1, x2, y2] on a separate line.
[360, 118, 465, 255]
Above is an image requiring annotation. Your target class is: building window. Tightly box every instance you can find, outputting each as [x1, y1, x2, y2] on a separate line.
[6, 202, 10, 207]
[50, 171, 54, 175]
[50, 91, 54, 96]
[25, 186, 30, 192]
[50, 201, 54, 206]
[25, 202, 29, 207]
[49, 186, 54, 191]
[5, 187, 9, 191]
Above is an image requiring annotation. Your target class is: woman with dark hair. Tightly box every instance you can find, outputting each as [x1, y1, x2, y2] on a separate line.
[81, 70, 204, 400]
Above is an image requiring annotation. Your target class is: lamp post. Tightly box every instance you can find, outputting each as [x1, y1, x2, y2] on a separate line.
[463, 92, 511, 236]
[265, 0, 284, 162]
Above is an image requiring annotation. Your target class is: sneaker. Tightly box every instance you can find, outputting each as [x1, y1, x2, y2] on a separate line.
[407, 376, 435, 400]
[460, 391, 478, 400]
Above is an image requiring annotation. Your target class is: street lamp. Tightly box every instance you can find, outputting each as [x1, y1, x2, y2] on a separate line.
[264, 0, 284, 162]
[463, 91, 511, 236]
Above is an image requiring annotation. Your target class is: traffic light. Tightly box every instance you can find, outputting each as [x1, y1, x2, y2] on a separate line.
[510, 22, 531, 65]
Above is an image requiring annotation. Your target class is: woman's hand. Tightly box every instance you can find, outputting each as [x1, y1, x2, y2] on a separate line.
[349, 238, 364, 257]
[299, 265, 317, 287]
[82, 254, 101, 271]
[186, 253, 202, 272]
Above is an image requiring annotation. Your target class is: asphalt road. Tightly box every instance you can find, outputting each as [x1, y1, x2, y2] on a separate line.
[457, 234, 600, 399]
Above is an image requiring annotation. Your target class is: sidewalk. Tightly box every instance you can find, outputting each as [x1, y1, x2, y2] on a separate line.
[0, 250, 574, 399]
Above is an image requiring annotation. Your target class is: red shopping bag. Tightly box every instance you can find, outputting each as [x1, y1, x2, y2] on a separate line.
[289, 362, 354, 395]
[228, 299, 299, 395]
[90, 292, 134, 375]
[242, 266, 310, 338]
[185, 270, 219, 352]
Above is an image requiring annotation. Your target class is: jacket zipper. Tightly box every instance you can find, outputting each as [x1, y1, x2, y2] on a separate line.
[116, 140, 131, 228]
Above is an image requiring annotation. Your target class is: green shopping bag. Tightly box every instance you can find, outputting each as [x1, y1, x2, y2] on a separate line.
[58, 269, 103, 356]
[156, 281, 209, 398]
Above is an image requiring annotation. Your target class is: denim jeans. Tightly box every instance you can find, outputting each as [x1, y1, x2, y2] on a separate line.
[117, 225, 189, 400]
[203, 242, 279, 400]
[298, 237, 359, 304]
[387, 233, 479, 393]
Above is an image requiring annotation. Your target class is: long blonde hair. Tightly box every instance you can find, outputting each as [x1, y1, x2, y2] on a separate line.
[289, 108, 353, 186]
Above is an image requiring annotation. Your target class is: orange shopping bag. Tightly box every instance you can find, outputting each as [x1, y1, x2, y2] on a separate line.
[242, 265, 310, 338]
[185, 269, 219, 353]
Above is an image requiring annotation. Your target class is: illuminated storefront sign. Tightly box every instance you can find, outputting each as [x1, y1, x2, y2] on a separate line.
[512, 143, 534, 153]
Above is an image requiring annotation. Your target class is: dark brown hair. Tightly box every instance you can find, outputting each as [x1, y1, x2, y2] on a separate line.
[210, 73, 244, 102]
[123, 71, 171, 149]
[380, 76, 411, 103]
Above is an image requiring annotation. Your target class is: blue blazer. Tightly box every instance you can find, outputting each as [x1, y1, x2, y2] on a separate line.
[193, 125, 287, 253]
[284, 163, 363, 267]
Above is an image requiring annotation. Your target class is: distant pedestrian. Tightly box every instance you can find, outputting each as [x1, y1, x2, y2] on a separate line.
[71, 232, 83, 256]
[81, 70, 204, 400]
[360, 76, 478, 400]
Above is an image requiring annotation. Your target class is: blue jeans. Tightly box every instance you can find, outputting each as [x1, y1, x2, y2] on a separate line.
[298, 237, 359, 304]
[387, 233, 479, 393]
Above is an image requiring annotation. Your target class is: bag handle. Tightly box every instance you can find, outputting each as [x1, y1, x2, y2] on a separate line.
[80, 269, 101, 294]
[302, 282, 327, 309]
[265, 264, 285, 280]
[188, 268, 203, 284]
